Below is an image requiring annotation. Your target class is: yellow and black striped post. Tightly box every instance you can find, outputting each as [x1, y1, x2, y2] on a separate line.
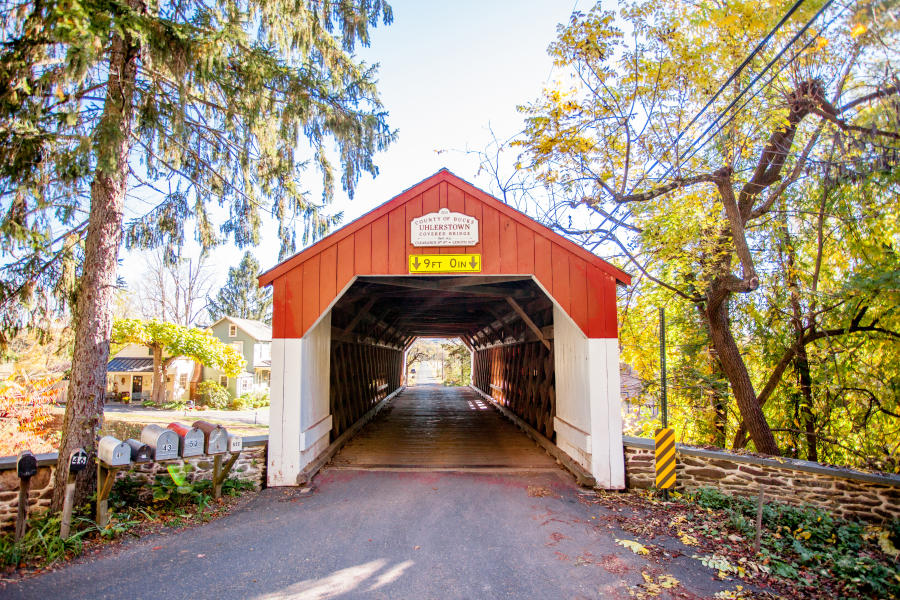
[655, 427, 676, 491]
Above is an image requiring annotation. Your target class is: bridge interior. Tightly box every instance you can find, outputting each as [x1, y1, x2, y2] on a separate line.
[327, 275, 558, 470]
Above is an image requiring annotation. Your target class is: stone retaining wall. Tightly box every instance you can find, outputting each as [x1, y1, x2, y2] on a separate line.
[0, 437, 267, 532]
[624, 436, 900, 523]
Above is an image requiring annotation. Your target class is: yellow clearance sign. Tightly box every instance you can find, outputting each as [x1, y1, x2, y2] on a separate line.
[408, 254, 482, 273]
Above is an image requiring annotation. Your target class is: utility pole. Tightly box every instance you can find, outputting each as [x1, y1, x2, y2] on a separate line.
[660, 307, 667, 428]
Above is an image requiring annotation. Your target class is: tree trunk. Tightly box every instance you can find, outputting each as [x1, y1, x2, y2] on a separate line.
[795, 346, 817, 461]
[152, 345, 165, 405]
[51, 16, 141, 511]
[705, 292, 779, 455]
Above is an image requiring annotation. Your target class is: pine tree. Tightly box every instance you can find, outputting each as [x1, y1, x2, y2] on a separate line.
[207, 251, 272, 324]
[0, 0, 395, 509]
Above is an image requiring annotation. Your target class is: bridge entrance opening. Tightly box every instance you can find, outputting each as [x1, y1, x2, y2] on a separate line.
[326, 276, 558, 472]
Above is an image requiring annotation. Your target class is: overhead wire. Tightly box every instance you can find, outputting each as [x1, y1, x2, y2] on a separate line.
[662, 0, 843, 179]
[642, 0, 810, 178]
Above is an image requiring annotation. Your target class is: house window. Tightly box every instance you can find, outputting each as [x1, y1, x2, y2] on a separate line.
[179, 374, 188, 388]
[219, 375, 228, 387]
[148, 347, 153, 355]
[231, 341, 244, 355]
[229, 324, 237, 337]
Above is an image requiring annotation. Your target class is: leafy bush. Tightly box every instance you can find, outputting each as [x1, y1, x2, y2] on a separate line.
[197, 379, 230, 409]
[230, 391, 269, 410]
[689, 487, 900, 598]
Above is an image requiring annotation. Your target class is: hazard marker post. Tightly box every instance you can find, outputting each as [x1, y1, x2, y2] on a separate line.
[655, 427, 676, 493]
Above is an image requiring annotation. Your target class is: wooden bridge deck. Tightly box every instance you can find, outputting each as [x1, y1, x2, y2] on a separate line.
[330, 385, 558, 471]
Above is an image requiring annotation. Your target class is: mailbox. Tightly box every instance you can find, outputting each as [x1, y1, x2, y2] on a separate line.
[192, 421, 228, 455]
[167, 422, 204, 457]
[97, 436, 131, 467]
[17, 450, 38, 478]
[68, 448, 89, 473]
[125, 439, 153, 463]
[141, 424, 179, 461]
[228, 434, 243, 454]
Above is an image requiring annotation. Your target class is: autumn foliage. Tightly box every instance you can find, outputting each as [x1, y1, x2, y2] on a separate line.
[0, 375, 60, 455]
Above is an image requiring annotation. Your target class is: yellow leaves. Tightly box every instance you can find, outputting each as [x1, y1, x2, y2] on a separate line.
[628, 571, 681, 598]
[866, 526, 900, 558]
[850, 23, 867, 38]
[877, 529, 899, 558]
[616, 538, 650, 555]
[0, 375, 59, 454]
[680, 533, 700, 546]
[813, 37, 829, 51]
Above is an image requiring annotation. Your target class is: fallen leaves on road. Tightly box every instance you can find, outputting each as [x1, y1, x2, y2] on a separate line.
[616, 538, 650, 555]
[527, 485, 554, 497]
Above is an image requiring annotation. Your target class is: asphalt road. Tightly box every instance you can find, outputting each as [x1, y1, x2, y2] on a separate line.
[5, 468, 732, 599]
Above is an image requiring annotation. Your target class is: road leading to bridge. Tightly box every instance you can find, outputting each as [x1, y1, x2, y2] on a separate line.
[331, 384, 558, 471]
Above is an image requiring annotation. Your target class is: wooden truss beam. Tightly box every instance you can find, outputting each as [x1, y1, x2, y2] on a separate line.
[506, 296, 551, 351]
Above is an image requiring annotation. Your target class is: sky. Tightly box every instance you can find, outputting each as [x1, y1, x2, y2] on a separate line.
[119, 0, 584, 296]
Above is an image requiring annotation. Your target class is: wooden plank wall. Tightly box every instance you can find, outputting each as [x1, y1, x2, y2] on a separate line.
[329, 341, 402, 439]
[473, 342, 555, 440]
[271, 180, 619, 340]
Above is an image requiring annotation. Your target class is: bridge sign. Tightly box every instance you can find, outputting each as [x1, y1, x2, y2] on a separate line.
[411, 209, 479, 247]
[409, 254, 482, 273]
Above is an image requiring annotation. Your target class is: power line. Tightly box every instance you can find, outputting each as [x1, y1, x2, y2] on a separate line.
[663, 0, 841, 179]
[643, 0, 809, 178]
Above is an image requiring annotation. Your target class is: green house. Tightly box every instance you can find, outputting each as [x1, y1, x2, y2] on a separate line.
[204, 316, 272, 398]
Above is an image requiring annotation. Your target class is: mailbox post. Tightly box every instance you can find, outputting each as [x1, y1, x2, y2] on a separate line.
[96, 436, 131, 528]
[60, 448, 88, 539]
[15, 450, 38, 541]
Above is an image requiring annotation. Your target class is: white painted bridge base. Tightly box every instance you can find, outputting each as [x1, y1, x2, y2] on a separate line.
[268, 313, 332, 487]
[552, 306, 625, 489]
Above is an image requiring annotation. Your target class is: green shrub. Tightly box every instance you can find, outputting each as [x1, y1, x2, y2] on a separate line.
[689, 486, 900, 598]
[246, 391, 269, 408]
[231, 391, 269, 410]
[197, 380, 230, 409]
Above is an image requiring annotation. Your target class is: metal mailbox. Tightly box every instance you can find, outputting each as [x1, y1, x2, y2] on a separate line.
[68, 448, 89, 473]
[228, 434, 243, 454]
[167, 422, 204, 457]
[97, 436, 131, 467]
[17, 450, 38, 478]
[125, 439, 153, 463]
[141, 424, 179, 461]
[192, 420, 228, 455]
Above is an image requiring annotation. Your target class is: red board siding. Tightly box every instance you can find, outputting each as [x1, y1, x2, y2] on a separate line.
[319, 244, 337, 313]
[550, 243, 570, 314]
[354, 225, 372, 275]
[516, 223, 534, 274]
[481, 205, 500, 274]
[301, 256, 319, 333]
[499, 214, 517, 273]
[336, 236, 355, 293]
[388, 207, 405, 274]
[264, 172, 626, 340]
[282, 267, 303, 338]
[371, 217, 389, 274]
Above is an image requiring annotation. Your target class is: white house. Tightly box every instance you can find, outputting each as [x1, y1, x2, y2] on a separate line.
[105, 343, 198, 402]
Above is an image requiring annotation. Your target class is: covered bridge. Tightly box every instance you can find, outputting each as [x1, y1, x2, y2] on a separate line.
[258, 170, 631, 488]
